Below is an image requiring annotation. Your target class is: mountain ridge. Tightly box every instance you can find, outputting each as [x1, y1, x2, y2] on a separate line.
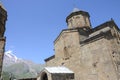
[2, 50, 44, 79]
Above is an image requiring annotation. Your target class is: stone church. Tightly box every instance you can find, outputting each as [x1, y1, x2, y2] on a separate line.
[37, 8, 120, 80]
[0, 3, 7, 79]
[1, 2, 120, 80]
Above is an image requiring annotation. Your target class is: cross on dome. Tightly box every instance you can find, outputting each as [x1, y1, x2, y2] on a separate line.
[72, 7, 80, 12]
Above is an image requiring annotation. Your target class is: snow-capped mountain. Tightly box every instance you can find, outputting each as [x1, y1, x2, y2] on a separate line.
[3, 50, 45, 79]
[3, 50, 23, 66]
[5, 50, 18, 62]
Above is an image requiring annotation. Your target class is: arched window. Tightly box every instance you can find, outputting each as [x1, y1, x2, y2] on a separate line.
[64, 46, 69, 60]
[68, 19, 73, 28]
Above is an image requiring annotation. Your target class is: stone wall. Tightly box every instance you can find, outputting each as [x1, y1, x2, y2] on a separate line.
[62, 37, 118, 80]
[0, 4, 7, 78]
[46, 57, 56, 67]
[109, 26, 120, 79]
[79, 37, 117, 80]
[67, 14, 91, 29]
[0, 38, 5, 76]
[46, 34, 119, 80]
[54, 29, 80, 66]
[52, 73, 74, 80]
[45, 15, 120, 80]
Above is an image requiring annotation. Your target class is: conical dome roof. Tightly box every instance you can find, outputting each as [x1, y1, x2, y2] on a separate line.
[66, 8, 90, 22]
[72, 8, 80, 12]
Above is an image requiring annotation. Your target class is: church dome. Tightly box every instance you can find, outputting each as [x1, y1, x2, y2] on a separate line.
[66, 8, 90, 23]
[66, 8, 91, 29]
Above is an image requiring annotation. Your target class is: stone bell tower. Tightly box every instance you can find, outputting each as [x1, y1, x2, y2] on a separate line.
[66, 8, 91, 29]
[0, 3, 7, 78]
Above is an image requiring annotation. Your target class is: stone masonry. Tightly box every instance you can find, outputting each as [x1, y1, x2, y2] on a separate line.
[38, 8, 120, 80]
[0, 3, 7, 78]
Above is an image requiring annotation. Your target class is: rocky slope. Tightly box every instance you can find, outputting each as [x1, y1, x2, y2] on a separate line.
[2, 50, 45, 79]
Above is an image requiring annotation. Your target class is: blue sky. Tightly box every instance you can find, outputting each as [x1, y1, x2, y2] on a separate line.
[2, 0, 120, 63]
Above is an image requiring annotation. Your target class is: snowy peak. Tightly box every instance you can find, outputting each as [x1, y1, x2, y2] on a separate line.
[3, 50, 42, 67]
[3, 50, 23, 66]
[5, 50, 18, 62]
[2, 50, 45, 79]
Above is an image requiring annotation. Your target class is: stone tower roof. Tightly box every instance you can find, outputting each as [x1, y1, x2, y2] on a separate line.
[0, 2, 6, 11]
[66, 8, 90, 23]
[72, 8, 80, 12]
